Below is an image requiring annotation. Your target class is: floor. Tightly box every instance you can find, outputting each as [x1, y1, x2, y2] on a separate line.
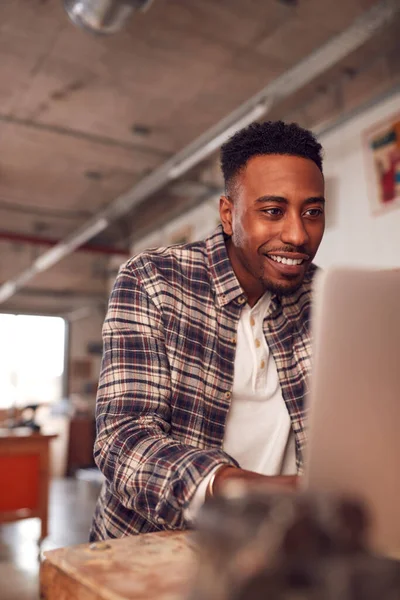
[0, 478, 100, 600]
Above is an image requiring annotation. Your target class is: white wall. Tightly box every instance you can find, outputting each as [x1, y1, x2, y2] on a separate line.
[316, 92, 400, 269]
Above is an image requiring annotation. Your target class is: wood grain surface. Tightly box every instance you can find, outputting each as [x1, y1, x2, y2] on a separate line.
[40, 531, 196, 600]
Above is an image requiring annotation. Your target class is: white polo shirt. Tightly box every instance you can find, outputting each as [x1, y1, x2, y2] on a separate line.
[185, 292, 296, 522]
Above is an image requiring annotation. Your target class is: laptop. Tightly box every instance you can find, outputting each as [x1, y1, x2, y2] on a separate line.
[303, 266, 400, 555]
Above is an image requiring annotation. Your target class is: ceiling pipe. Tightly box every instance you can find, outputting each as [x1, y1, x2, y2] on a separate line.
[0, 0, 398, 305]
[168, 102, 271, 179]
[0, 230, 129, 257]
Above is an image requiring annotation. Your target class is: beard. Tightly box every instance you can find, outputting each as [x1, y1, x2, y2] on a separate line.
[260, 275, 303, 297]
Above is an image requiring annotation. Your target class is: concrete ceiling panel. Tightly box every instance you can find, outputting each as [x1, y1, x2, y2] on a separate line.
[0, 0, 398, 313]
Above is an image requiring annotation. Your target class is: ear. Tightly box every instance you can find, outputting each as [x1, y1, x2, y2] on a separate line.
[219, 195, 233, 236]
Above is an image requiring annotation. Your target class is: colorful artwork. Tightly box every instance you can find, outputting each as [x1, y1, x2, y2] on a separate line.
[364, 113, 400, 214]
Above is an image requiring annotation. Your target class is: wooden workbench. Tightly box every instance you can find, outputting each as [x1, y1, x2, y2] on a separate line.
[39, 527, 400, 600]
[40, 531, 196, 600]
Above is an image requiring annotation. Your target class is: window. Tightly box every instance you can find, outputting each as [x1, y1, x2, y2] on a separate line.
[0, 314, 66, 409]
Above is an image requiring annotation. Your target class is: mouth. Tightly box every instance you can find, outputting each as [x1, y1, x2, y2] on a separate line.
[264, 252, 310, 276]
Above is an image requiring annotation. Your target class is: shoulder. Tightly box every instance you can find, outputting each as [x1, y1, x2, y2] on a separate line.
[117, 239, 210, 298]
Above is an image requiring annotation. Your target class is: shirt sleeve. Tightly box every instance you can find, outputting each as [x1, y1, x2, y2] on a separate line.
[183, 468, 219, 525]
[94, 264, 237, 531]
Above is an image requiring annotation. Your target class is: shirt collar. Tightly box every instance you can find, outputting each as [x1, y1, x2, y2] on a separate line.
[205, 225, 245, 307]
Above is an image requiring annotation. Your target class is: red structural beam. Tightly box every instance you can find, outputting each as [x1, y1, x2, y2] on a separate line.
[0, 230, 130, 257]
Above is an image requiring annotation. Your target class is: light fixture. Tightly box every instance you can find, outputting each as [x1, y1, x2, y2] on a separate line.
[168, 102, 271, 180]
[63, 0, 154, 35]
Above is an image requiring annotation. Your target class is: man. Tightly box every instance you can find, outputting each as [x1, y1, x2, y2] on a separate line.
[90, 120, 325, 540]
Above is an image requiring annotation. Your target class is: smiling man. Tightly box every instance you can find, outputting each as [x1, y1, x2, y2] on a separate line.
[91, 121, 325, 540]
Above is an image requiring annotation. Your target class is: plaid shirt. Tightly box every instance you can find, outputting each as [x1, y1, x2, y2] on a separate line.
[90, 225, 316, 540]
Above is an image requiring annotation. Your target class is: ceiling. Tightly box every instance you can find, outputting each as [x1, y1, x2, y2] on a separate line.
[0, 0, 399, 316]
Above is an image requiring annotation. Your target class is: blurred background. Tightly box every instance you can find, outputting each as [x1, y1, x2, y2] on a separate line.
[0, 0, 399, 598]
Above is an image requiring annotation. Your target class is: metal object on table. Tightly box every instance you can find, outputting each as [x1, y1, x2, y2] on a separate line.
[189, 486, 400, 600]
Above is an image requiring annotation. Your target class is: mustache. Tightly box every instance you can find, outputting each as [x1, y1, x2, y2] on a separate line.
[262, 245, 309, 255]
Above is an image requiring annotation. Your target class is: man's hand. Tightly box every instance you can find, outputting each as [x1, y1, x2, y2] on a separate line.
[209, 465, 299, 499]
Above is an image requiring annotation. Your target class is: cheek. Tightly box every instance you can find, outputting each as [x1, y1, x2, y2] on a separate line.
[232, 217, 249, 248]
[309, 223, 325, 249]
[232, 213, 273, 255]
[235, 231, 258, 258]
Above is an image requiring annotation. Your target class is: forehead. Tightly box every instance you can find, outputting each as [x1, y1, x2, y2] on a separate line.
[236, 154, 324, 198]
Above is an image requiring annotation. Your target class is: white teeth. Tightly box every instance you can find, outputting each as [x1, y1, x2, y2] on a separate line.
[269, 255, 303, 266]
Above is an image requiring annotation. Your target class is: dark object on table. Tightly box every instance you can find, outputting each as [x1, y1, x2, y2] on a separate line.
[8, 404, 41, 432]
[20, 404, 41, 432]
[189, 487, 400, 600]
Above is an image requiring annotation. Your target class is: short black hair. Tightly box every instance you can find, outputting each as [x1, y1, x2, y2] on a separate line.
[220, 120, 323, 194]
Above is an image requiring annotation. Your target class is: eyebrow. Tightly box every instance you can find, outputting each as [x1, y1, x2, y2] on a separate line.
[255, 195, 325, 205]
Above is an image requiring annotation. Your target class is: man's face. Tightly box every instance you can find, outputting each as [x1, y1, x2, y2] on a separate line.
[220, 154, 325, 304]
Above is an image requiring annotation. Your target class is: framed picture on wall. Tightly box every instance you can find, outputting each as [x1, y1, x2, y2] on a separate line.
[363, 112, 400, 215]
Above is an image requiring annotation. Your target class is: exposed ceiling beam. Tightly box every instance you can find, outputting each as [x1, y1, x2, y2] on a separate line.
[0, 230, 129, 257]
[0, 113, 170, 158]
[0, 0, 398, 305]
[313, 82, 400, 138]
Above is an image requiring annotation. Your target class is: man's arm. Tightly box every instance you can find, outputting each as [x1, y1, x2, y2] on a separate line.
[210, 466, 299, 498]
[94, 264, 237, 530]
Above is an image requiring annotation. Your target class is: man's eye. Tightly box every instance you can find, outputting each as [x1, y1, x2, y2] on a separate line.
[304, 208, 323, 217]
[263, 208, 282, 216]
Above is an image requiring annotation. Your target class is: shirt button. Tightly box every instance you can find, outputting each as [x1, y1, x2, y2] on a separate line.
[250, 317, 255, 327]
[225, 391, 232, 399]
[156, 517, 165, 525]
[255, 339, 261, 348]
[237, 296, 246, 305]
[260, 360, 265, 369]
[231, 336, 237, 344]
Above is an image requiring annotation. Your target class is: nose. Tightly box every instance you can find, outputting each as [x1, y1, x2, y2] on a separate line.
[280, 212, 309, 248]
